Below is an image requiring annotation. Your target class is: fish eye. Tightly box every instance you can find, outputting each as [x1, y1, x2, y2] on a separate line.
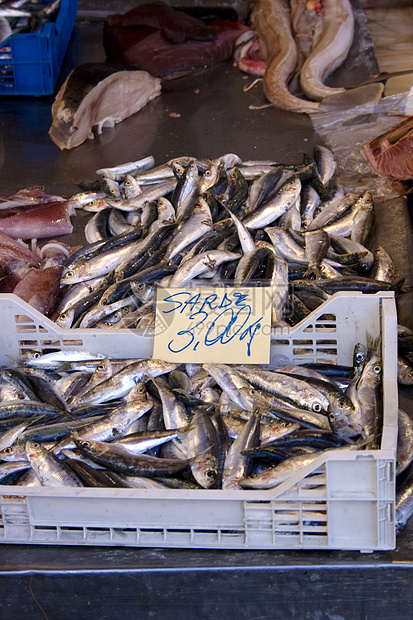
[137, 283, 145, 290]
[97, 363, 105, 370]
[33, 352, 41, 359]
[339, 397, 347, 407]
[4, 447, 12, 454]
[356, 352, 364, 362]
[206, 469, 216, 479]
[65, 271, 74, 278]
[329, 413, 336, 420]
[373, 365, 381, 374]
[312, 403, 322, 413]
[33, 442, 40, 448]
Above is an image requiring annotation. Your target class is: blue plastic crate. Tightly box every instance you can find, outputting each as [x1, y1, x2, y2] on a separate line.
[0, 0, 78, 96]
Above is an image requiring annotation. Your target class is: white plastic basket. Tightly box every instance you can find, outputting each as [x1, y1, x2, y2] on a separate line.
[0, 291, 398, 552]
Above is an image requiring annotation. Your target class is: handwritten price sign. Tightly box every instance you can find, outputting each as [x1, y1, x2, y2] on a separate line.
[153, 287, 272, 364]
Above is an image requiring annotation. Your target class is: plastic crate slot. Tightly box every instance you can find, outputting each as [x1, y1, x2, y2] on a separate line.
[62, 339, 84, 346]
[271, 339, 290, 346]
[293, 339, 313, 346]
[316, 348, 337, 356]
[316, 339, 338, 345]
[16, 325, 37, 333]
[15, 315, 34, 324]
[59, 526, 84, 532]
[33, 525, 58, 532]
[40, 341, 61, 348]
[316, 313, 336, 322]
[293, 348, 314, 356]
[315, 325, 337, 333]
[18, 340, 38, 347]
[245, 500, 271, 505]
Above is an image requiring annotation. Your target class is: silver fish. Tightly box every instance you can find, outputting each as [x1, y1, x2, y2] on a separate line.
[72, 398, 154, 444]
[203, 363, 254, 412]
[236, 367, 330, 413]
[313, 145, 337, 186]
[186, 410, 219, 488]
[61, 239, 142, 285]
[95, 156, 155, 181]
[107, 179, 177, 212]
[240, 444, 357, 489]
[369, 246, 395, 284]
[70, 360, 177, 408]
[164, 198, 213, 262]
[396, 409, 413, 476]
[25, 440, 83, 487]
[169, 250, 241, 287]
[222, 413, 260, 489]
[243, 177, 302, 229]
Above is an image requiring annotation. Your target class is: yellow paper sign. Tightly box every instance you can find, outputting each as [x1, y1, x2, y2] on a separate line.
[153, 287, 272, 364]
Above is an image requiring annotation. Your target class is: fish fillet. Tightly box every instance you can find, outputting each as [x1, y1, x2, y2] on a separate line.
[49, 64, 161, 150]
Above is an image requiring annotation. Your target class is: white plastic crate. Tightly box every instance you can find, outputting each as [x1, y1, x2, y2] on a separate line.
[0, 291, 398, 552]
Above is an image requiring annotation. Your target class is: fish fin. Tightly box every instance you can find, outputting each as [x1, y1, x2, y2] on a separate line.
[366, 332, 381, 357]
[303, 266, 321, 280]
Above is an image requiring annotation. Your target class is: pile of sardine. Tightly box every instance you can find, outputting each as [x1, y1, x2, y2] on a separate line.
[0, 0, 61, 45]
[0, 339, 403, 493]
[53, 147, 402, 331]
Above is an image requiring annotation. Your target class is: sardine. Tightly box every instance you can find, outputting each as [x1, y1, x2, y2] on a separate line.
[25, 440, 83, 487]
[222, 413, 260, 489]
[74, 437, 192, 477]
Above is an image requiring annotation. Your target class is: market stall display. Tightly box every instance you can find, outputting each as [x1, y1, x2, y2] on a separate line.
[0, 0, 412, 565]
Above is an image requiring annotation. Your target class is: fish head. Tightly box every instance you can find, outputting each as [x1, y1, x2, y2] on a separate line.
[356, 190, 374, 214]
[238, 386, 256, 412]
[328, 393, 363, 438]
[25, 440, 45, 460]
[130, 280, 155, 303]
[73, 436, 105, 456]
[0, 445, 24, 461]
[82, 198, 108, 213]
[353, 343, 367, 366]
[127, 382, 148, 402]
[55, 308, 75, 328]
[191, 454, 219, 489]
[61, 265, 82, 286]
[363, 355, 382, 386]
[398, 361, 413, 385]
[91, 357, 113, 377]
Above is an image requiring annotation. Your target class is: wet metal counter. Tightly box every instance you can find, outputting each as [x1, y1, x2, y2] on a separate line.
[1, 8, 413, 619]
